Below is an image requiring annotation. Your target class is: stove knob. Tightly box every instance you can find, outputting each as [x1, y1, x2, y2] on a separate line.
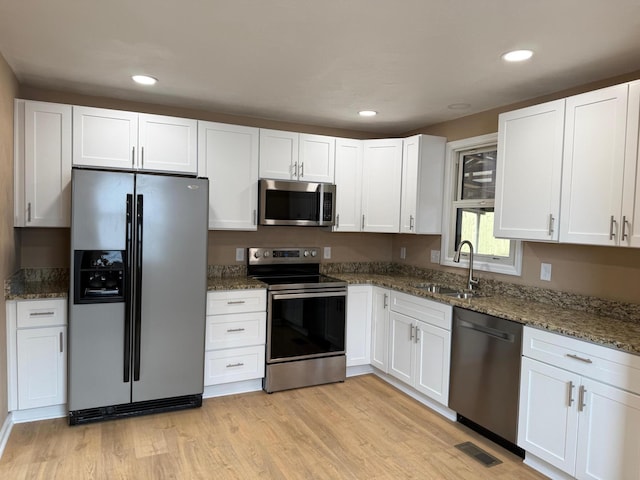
[303, 250, 309, 257]
[310, 250, 317, 257]
[264, 250, 271, 257]
[253, 250, 261, 259]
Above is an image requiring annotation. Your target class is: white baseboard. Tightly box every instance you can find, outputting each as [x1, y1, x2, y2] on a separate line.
[523, 452, 574, 480]
[0, 412, 13, 461]
[346, 364, 374, 377]
[203, 379, 263, 399]
[11, 404, 67, 424]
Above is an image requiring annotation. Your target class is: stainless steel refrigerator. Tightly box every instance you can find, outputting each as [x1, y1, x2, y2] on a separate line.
[68, 168, 208, 424]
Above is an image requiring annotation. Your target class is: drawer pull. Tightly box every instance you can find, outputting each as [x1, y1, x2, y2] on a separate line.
[30, 311, 55, 317]
[226, 328, 246, 333]
[226, 362, 244, 368]
[227, 300, 246, 305]
[566, 353, 593, 364]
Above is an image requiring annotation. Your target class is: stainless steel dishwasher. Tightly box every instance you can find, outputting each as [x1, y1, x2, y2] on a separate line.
[449, 307, 523, 452]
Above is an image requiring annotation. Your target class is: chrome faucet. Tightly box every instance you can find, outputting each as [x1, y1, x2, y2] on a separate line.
[453, 240, 479, 291]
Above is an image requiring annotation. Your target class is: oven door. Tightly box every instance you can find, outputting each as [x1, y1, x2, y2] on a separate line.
[267, 288, 346, 363]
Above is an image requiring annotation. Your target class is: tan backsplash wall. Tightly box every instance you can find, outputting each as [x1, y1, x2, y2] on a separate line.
[0, 53, 19, 425]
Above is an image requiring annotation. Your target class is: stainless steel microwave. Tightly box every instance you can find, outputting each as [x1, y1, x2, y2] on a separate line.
[259, 179, 336, 227]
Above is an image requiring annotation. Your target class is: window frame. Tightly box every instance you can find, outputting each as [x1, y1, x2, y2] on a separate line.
[440, 133, 523, 276]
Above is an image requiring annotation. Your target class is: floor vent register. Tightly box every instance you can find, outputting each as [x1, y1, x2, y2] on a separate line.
[454, 442, 503, 468]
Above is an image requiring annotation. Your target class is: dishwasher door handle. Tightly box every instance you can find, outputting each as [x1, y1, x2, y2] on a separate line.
[457, 320, 515, 342]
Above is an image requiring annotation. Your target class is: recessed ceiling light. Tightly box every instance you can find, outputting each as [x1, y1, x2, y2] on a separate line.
[447, 103, 471, 110]
[501, 50, 534, 62]
[132, 75, 158, 86]
[358, 110, 377, 117]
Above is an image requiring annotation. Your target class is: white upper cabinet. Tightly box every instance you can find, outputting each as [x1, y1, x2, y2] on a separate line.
[259, 129, 335, 182]
[559, 84, 629, 245]
[361, 138, 403, 233]
[73, 106, 197, 174]
[400, 134, 446, 234]
[622, 80, 640, 247]
[494, 99, 565, 241]
[334, 138, 363, 232]
[198, 121, 259, 230]
[14, 100, 72, 227]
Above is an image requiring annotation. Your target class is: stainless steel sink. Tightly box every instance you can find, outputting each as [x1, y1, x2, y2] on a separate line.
[442, 291, 476, 299]
[413, 284, 462, 295]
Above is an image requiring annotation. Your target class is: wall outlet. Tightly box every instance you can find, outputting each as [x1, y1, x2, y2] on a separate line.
[235, 248, 245, 262]
[540, 262, 552, 281]
[323, 247, 331, 259]
[430, 250, 441, 263]
[400, 247, 407, 259]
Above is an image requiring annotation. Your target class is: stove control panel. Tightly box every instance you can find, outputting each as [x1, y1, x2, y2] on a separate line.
[248, 247, 321, 265]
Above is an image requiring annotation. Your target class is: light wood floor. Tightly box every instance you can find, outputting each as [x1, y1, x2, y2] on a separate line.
[0, 374, 546, 479]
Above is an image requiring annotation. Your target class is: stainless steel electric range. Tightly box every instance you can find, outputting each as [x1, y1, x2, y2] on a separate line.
[247, 247, 347, 393]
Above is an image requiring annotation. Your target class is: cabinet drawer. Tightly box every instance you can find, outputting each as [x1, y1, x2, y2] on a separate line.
[390, 291, 452, 330]
[17, 299, 67, 328]
[205, 312, 266, 350]
[206, 289, 266, 315]
[523, 327, 640, 394]
[204, 345, 265, 386]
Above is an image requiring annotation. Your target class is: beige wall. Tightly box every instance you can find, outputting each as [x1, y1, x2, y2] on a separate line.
[0, 54, 19, 426]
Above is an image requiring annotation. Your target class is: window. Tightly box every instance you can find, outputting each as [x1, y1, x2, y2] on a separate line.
[441, 133, 522, 276]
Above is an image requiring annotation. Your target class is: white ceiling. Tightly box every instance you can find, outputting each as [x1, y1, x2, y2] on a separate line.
[1, 0, 640, 135]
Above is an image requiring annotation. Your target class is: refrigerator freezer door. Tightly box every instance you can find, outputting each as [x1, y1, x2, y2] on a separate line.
[69, 169, 134, 411]
[132, 174, 208, 402]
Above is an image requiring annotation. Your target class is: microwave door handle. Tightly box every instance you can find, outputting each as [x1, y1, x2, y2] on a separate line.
[271, 291, 346, 301]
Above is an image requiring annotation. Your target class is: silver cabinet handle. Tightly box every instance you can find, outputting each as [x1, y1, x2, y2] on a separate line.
[361, 214, 365, 229]
[548, 214, 555, 236]
[383, 293, 388, 309]
[227, 300, 246, 305]
[578, 385, 587, 412]
[30, 311, 55, 317]
[335, 214, 339, 229]
[59, 332, 64, 353]
[409, 215, 414, 231]
[609, 215, 617, 240]
[566, 353, 593, 364]
[292, 162, 298, 178]
[226, 328, 246, 333]
[141, 146, 144, 168]
[300, 162, 304, 178]
[27, 202, 32, 223]
[253, 209, 257, 226]
[415, 326, 420, 343]
[409, 324, 415, 341]
[132, 146, 135, 167]
[622, 215, 630, 241]
[567, 381, 575, 407]
[226, 362, 244, 368]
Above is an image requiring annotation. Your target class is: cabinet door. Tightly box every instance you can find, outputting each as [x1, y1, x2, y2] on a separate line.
[622, 80, 640, 247]
[495, 100, 565, 241]
[346, 285, 372, 367]
[575, 379, 640, 480]
[560, 84, 628, 245]
[400, 136, 419, 233]
[299, 133, 335, 183]
[73, 106, 138, 169]
[414, 321, 450, 405]
[334, 138, 363, 232]
[198, 121, 259, 230]
[21, 101, 72, 227]
[518, 357, 580, 475]
[17, 326, 66, 409]
[388, 311, 413, 384]
[259, 129, 298, 180]
[361, 139, 403, 233]
[139, 114, 197, 174]
[370, 287, 389, 372]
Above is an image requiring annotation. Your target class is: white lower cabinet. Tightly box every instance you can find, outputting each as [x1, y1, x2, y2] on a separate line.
[387, 291, 451, 405]
[204, 289, 266, 386]
[370, 287, 390, 372]
[7, 298, 68, 411]
[518, 327, 640, 479]
[346, 285, 372, 367]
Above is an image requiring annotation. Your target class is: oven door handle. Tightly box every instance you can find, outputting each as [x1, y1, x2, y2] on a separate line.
[271, 291, 347, 300]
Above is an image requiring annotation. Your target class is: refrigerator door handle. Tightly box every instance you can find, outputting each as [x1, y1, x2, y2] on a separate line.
[124, 194, 134, 383]
[133, 194, 144, 381]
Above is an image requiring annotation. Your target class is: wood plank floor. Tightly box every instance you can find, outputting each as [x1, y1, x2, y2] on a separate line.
[0, 375, 546, 479]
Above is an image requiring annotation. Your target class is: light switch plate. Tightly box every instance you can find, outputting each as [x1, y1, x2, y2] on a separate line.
[540, 262, 552, 281]
[235, 248, 244, 262]
[323, 247, 331, 259]
[430, 250, 441, 263]
[400, 247, 407, 259]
